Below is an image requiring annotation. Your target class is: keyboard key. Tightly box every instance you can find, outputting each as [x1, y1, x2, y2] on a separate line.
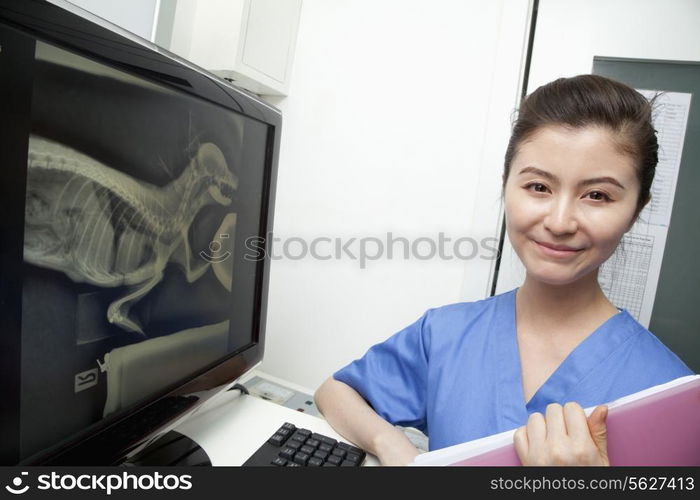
[271, 457, 287, 466]
[313, 450, 329, 461]
[322, 462, 337, 467]
[286, 440, 302, 451]
[308, 457, 323, 466]
[281, 422, 296, 431]
[279, 447, 296, 460]
[318, 443, 333, 453]
[293, 451, 310, 465]
[326, 454, 342, 466]
[305, 438, 320, 449]
[345, 452, 361, 464]
[331, 448, 346, 459]
[290, 432, 307, 443]
[300, 445, 315, 455]
[297, 428, 312, 438]
[276, 427, 293, 438]
[340, 460, 356, 467]
[337, 442, 364, 455]
[348, 445, 364, 455]
[313, 433, 338, 447]
[267, 434, 286, 446]
[286, 462, 301, 467]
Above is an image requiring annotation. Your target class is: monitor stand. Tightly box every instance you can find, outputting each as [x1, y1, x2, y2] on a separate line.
[122, 430, 212, 466]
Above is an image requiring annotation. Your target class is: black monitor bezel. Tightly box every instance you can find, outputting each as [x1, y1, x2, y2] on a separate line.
[0, 0, 280, 465]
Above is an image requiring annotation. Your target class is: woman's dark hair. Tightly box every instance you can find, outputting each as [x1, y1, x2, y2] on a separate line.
[502, 74, 658, 220]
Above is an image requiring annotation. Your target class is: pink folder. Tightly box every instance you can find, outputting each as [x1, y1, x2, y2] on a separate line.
[452, 376, 700, 466]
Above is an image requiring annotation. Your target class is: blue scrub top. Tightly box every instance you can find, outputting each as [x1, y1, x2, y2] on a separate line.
[333, 288, 693, 451]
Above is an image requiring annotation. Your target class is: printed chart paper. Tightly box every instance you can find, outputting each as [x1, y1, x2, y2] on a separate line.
[599, 90, 692, 327]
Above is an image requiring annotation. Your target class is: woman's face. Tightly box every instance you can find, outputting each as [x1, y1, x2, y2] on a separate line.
[504, 125, 641, 286]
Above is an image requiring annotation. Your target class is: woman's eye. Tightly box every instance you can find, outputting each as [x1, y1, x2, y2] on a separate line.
[526, 183, 548, 193]
[586, 191, 611, 202]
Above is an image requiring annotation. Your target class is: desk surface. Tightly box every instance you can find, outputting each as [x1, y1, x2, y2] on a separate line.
[173, 384, 380, 466]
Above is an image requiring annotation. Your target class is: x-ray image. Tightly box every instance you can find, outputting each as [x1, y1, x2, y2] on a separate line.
[21, 41, 266, 345]
[25, 135, 238, 334]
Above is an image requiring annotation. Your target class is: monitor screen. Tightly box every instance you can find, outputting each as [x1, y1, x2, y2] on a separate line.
[0, 0, 280, 465]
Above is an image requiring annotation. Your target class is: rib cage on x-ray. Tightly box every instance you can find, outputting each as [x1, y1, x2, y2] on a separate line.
[23, 135, 239, 334]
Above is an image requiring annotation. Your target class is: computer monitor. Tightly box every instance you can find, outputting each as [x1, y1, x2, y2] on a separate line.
[0, 0, 280, 465]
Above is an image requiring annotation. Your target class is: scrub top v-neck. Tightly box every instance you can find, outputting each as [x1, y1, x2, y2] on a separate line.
[334, 289, 693, 451]
[497, 289, 626, 429]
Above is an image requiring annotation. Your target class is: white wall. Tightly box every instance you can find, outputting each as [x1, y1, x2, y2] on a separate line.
[259, 0, 531, 390]
[495, 0, 700, 295]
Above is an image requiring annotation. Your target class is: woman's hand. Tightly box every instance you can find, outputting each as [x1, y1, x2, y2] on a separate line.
[514, 402, 609, 466]
[373, 430, 420, 466]
[315, 377, 419, 466]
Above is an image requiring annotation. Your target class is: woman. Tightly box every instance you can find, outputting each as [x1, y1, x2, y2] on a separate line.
[314, 75, 694, 466]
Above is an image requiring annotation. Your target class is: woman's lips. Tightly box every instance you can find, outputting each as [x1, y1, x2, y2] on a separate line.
[534, 240, 583, 258]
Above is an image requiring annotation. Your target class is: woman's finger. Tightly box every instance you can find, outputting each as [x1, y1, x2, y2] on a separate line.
[544, 403, 567, 440]
[513, 426, 529, 463]
[562, 401, 589, 442]
[587, 405, 609, 461]
[525, 411, 547, 457]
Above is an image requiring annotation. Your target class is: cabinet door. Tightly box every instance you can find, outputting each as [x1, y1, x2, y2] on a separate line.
[157, 0, 302, 96]
[67, 0, 159, 41]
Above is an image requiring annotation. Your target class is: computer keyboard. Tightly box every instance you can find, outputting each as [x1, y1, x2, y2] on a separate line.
[242, 422, 366, 466]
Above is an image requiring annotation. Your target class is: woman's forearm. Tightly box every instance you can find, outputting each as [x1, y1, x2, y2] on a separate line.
[314, 377, 419, 465]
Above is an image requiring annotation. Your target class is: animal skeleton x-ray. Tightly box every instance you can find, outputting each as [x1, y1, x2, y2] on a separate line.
[24, 135, 239, 334]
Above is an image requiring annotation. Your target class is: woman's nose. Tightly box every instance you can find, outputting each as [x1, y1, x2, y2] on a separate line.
[543, 198, 578, 235]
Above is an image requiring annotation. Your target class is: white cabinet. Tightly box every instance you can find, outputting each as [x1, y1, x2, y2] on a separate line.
[64, 0, 160, 41]
[155, 0, 302, 96]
